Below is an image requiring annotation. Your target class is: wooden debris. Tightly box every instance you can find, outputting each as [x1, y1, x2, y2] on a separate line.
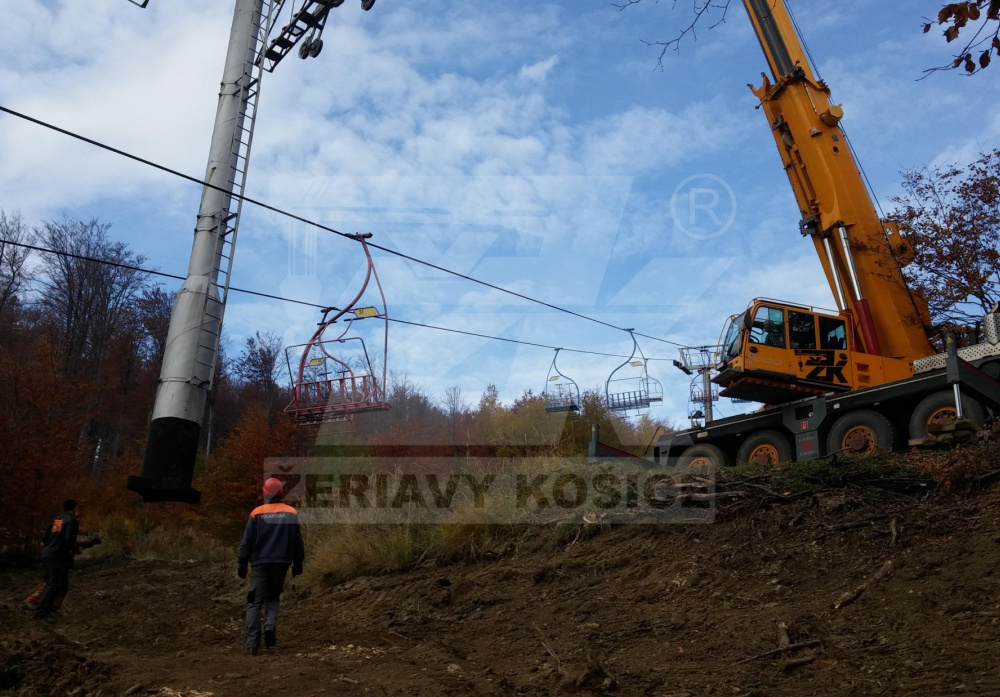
[677, 492, 744, 503]
[833, 560, 894, 609]
[532, 623, 562, 668]
[777, 622, 790, 649]
[783, 654, 817, 671]
[733, 639, 822, 666]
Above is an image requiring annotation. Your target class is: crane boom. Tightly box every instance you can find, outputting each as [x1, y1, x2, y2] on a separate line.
[658, 2, 1000, 470]
[742, 0, 934, 361]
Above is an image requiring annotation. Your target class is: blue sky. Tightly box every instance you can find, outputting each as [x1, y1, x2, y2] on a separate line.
[2, 0, 998, 433]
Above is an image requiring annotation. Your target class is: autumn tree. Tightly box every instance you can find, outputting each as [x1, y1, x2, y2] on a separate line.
[889, 149, 1000, 328]
[36, 218, 150, 376]
[441, 385, 468, 445]
[0, 210, 32, 318]
[235, 330, 285, 410]
[137, 286, 173, 365]
[925, 1, 1000, 74]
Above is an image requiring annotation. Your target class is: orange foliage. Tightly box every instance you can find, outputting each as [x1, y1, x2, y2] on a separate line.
[196, 404, 298, 520]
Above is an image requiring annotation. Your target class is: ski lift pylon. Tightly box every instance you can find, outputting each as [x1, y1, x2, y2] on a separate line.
[543, 348, 581, 414]
[605, 330, 663, 414]
[284, 234, 390, 426]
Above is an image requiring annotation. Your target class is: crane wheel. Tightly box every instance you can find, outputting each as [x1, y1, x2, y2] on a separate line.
[908, 390, 985, 441]
[979, 360, 1000, 381]
[826, 410, 894, 458]
[678, 443, 730, 476]
[736, 430, 792, 466]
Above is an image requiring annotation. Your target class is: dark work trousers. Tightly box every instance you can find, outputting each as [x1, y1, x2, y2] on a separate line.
[34, 560, 70, 618]
[245, 563, 289, 649]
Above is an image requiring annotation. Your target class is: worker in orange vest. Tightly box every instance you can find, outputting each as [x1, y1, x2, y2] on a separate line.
[27, 500, 100, 620]
[238, 478, 304, 656]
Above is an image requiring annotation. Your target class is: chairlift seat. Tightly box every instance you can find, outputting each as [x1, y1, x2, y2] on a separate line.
[605, 331, 663, 415]
[543, 350, 581, 414]
[284, 237, 390, 426]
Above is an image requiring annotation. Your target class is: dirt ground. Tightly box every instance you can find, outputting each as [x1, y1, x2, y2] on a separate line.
[3, 483, 1000, 697]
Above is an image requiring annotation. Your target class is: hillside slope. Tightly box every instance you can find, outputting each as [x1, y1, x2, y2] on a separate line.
[3, 457, 1000, 696]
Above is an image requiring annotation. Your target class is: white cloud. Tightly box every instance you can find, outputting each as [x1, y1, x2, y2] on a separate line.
[519, 55, 559, 81]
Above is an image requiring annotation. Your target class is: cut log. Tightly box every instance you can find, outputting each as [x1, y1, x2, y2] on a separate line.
[833, 560, 894, 609]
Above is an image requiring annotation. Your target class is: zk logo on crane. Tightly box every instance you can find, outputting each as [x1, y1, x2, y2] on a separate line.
[670, 174, 737, 240]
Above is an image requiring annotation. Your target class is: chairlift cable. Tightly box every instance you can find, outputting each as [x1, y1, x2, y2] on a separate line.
[0, 104, 689, 349]
[1, 237, 678, 362]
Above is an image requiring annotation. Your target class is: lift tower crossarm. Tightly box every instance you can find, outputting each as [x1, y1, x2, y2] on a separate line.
[742, 0, 934, 362]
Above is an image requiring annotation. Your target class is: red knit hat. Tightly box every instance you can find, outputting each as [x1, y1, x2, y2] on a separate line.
[262, 478, 284, 497]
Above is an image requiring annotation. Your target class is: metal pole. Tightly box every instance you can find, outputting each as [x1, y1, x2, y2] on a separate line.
[702, 369, 714, 424]
[837, 226, 864, 301]
[822, 236, 848, 311]
[953, 384, 966, 420]
[129, 0, 263, 504]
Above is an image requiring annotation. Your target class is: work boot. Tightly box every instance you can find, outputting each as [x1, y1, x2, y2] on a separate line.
[244, 645, 259, 656]
[264, 625, 277, 647]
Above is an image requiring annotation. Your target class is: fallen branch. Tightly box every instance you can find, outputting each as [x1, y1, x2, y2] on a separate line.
[678, 492, 744, 503]
[783, 654, 817, 671]
[890, 517, 899, 547]
[532, 623, 562, 668]
[784, 509, 809, 529]
[829, 506, 916, 532]
[733, 639, 822, 666]
[833, 560, 894, 609]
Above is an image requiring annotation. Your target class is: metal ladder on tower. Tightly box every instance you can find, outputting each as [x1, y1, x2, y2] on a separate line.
[196, 0, 287, 389]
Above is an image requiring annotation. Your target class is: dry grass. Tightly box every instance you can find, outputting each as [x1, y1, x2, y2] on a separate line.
[94, 512, 234, 563]
[297, 455, 616, 586]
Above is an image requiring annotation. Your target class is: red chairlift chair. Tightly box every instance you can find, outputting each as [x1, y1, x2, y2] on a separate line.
[284, 235, 390, 425]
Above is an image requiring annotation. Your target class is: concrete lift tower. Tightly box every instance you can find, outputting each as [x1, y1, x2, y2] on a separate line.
[127, 0, 376, 504]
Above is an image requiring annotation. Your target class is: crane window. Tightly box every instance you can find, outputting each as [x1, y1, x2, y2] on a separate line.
[750, 306, 786, 348]
[723, 313, 744, 359]
[788, 311, 817, 350]
[819, 316, 847, 350]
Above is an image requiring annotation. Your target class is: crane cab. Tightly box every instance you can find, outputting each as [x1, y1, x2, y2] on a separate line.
[714, 299, 914, 404]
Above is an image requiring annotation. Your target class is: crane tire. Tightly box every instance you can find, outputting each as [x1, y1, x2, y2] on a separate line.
[908, 390, 985, 441]
[979, 360, 1000, 381]
[826, 409, 894, 458]
[678, 443, 730, 476]
[736, 430, 793, 466]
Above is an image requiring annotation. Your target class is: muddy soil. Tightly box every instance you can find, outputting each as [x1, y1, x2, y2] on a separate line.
[3, 486, 1000, 697]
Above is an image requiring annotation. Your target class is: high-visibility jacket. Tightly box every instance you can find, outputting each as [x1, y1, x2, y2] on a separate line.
[41, 513, 79, 563]
[238, 502, 305, 566]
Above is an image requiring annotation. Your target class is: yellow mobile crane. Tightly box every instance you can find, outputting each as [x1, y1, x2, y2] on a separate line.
[655, 0, 1000, 467]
